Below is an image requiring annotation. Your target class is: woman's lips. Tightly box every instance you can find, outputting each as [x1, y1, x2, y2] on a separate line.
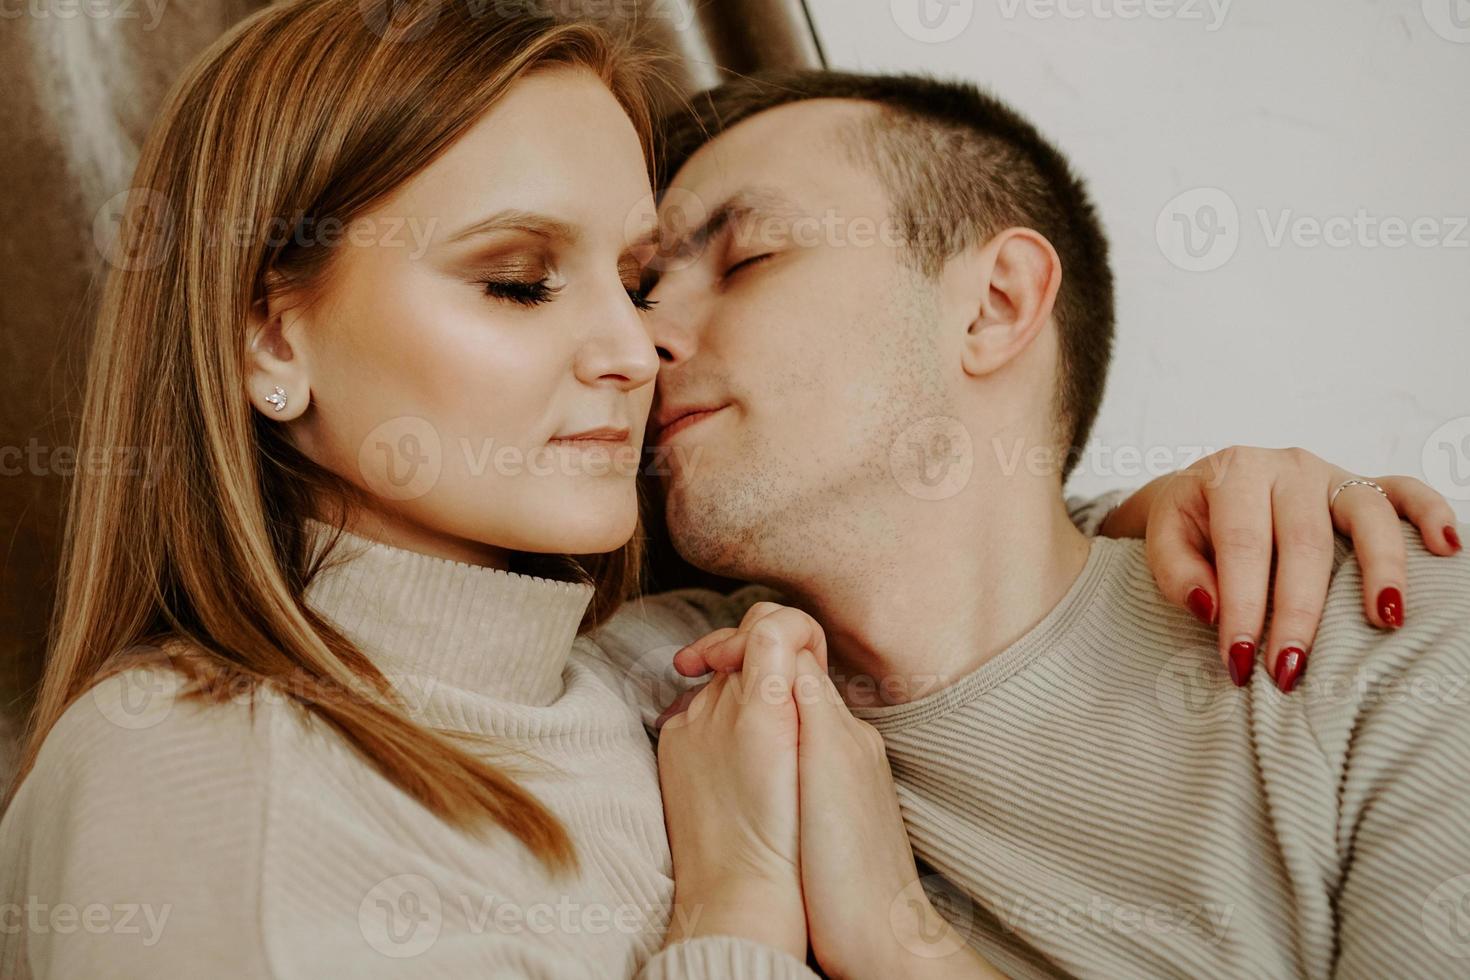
[656, 406, 725, 445]
[549, 426, 631, 446]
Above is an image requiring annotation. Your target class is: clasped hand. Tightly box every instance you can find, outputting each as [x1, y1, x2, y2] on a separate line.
[655, 603, 996, 979]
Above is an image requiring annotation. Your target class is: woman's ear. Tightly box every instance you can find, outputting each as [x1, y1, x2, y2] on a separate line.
[245, 291, 312, 421]
[960, 227, 1063, 378]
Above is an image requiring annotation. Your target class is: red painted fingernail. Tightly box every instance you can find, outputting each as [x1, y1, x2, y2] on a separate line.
[1228, 640, 1255, 687]
[1186, 587, 1215, 625]
[1377, 587, 1403, 628]
[1273, 646, 1306, 693]
[1446, 525, 1463, 552]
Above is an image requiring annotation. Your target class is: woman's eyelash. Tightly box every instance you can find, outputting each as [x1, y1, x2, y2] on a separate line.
[477, 275, 658, 311]
[478, 278, 562, 306]
[627, 288, 658, 312]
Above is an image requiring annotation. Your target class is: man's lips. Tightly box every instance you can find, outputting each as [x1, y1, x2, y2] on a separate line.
[654, 406, 726, 445]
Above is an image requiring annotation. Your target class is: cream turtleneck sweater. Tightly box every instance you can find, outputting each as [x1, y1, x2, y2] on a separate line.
[0, 519, 815, 979]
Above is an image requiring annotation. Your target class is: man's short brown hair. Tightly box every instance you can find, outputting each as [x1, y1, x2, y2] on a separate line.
[657, 70, 1115, 479]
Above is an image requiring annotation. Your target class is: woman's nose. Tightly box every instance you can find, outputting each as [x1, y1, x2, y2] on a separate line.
[575, 293, 660, 390]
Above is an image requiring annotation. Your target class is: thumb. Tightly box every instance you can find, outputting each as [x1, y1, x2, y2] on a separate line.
[743, 618, 798, 684]
[1144, 505, 1220, 626]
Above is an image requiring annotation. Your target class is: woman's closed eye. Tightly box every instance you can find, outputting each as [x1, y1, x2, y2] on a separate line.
[478, 276, 563, 306]
[473, 246, 659, 311]
[478, 274, 656, 311]
[471, 250, 563, 307]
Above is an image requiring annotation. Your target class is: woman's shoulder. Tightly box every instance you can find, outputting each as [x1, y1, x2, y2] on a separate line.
[31, 649, 282, 797]
[0, 649, 290, 976]
[1, 639, 362, 864]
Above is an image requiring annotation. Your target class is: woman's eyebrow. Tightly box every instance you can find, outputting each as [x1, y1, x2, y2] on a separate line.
[443, 209, 580, 246]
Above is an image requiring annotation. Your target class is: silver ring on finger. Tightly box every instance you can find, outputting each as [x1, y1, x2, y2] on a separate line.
[1329, 478, 1389, 510]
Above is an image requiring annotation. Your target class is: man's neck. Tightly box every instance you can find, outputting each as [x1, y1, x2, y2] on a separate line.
[764, 479, 1092, 707]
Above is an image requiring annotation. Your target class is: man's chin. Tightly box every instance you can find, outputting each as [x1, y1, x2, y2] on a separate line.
[660, 470, 709, 524]
[664, 489, 751, 579]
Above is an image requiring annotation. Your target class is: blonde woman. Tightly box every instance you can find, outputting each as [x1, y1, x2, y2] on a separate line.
[0, 3, 757, 976]
[0, 1, 1453, 977]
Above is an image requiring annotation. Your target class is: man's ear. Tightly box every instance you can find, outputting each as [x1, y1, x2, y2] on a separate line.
[245, 288, 312, 421]
[959, 227, 1062, 378]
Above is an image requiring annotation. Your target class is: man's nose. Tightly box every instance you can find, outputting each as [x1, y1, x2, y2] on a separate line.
[647, 288, 701, 365]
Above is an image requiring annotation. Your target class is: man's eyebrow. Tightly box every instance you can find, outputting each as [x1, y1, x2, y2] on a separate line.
[661, 188, 805, 259]
[443, 209, 580, 246]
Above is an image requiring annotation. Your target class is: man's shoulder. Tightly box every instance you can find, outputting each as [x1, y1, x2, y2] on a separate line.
[1317, 519, 1470, 653]
[631, 582, 788, 628]
[1095, 519, 1470, 649]
[575, 584, 787, 726]
[585, 583, 787, 658]
[1303, 521, 1470, 745]
[1298, 524, 1470, 980]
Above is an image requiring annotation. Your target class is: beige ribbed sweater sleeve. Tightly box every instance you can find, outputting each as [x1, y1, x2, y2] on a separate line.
[1313, 527, 1470, 977]
[0, 674, 814, 980]
[0, 673, 275, 979]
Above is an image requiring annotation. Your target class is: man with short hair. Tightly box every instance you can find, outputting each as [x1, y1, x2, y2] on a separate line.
[589, 70, 1470, 977]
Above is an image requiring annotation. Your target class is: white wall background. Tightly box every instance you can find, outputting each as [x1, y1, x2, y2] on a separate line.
[807, 0, 1470, 518]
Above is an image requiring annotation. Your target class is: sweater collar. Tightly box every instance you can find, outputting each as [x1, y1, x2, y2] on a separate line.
[300, 518, 594, 706]
[851, 535, 1118, 730]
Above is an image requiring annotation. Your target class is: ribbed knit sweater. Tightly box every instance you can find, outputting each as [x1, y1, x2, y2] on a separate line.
[591, 522, 1470, 978]
[0, 518, 815, 979]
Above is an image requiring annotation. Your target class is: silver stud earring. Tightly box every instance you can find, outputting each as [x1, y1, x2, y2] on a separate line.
[264, 385, 288, 412]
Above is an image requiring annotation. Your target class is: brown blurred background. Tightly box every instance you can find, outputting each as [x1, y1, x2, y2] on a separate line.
[0, 0, 823, 780]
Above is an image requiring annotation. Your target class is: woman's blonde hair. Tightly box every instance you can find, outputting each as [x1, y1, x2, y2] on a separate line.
[11, 0, 665, 873]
